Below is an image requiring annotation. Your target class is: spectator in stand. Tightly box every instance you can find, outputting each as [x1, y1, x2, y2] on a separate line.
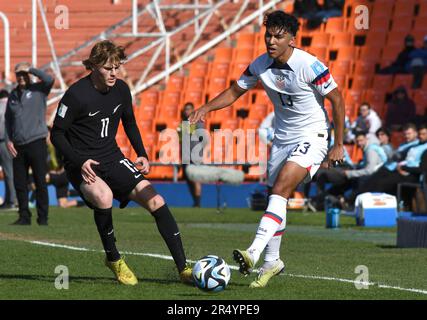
[0, 89, 17, 210]
[293, 0, 344, 30]
[352, 125, 427, 209]
[408, 35, 427, 89]
[378, 35, 417, 74]
[385, 86, 416, 131]
[376, 127, 394, 161]
[350, 103, 382, 144]
[293, 0, 321, 19]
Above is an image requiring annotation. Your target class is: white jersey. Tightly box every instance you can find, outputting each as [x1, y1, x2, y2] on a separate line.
[237, 48, 337, 144]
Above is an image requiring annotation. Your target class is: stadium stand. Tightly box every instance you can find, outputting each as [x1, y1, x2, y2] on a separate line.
[1, 0, 427, 182]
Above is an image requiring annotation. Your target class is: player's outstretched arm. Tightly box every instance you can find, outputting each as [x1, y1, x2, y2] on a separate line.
[325, 88, 345, 168]
[189, 82, 247, 124]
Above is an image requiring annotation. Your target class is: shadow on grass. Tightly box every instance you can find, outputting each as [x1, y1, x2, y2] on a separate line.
[377, 245, 398, 249]
[0, 274, 184, 286]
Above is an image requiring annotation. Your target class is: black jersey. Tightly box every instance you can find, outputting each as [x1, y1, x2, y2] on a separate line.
[51, 76, 147, 168]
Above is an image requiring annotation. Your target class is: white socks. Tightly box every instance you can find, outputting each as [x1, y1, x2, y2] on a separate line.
[248, 194, 287, 264]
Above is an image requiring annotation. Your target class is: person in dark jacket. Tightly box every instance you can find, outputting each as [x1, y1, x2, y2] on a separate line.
[5, 62, 54, 225]
[378, 35, 417, 74]
[385, 86, 416, 131]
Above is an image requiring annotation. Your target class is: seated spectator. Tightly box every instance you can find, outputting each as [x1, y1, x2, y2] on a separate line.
[378, 35, 416, 74]
[294, 0, 344, 30]
[312, 131, 386, 209]
[352, 124, 427, 208]
[384, 123, 419, 171]
[408, 35, 427, 88]
[376, 127, 394, 161]
[293, 0, 321, 19]
[385, 86, 416, 131]
[350, 103, 382, 144]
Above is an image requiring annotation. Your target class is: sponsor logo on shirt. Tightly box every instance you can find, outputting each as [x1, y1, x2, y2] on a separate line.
[57, 103, 68, 118]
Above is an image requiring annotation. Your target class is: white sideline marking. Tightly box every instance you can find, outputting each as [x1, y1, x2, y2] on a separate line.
[29, 240, 427, 296]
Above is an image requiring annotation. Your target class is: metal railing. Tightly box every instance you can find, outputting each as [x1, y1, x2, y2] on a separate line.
[0, 11, 10, 84]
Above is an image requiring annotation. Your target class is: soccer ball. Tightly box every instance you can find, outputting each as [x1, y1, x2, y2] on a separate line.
[192, 255, 231, 292]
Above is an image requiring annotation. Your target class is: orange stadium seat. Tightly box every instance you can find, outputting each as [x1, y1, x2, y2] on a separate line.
[371, 74, 393, 91]
[368, 17, 391, 33]
[329, 60, 352, 76]
[418, 1, 427, 17]
[211, 106, 235, 121]
[324, 17, 345, 33]
[364, 32, 388, 48]
[351, 74, 372, 90]
[363, 89, 387, 117]
[206, 77, 228, 99]
[189, 60, 209, 77]
[330, 32, 353, 47]
[334, 46, 357, 61]
[393, 0, 417, 17]
[237, 33, 257, 49]
[333, 75, 348, 89]
[392, 74, 413, 90]
[139, 90, 159, 106]
[183, 91, 204, 106]
[371, 1, 394, 19]
[165, 75, 185, 92]
[186, 76, 206, 92]
[138, 119, 154, 134]
[310, 33, 331, 48]
[353, 60, 376, 75]
[412, 16, 427, 32]
[307, 47, 328, 62]
[358, 45, 382, 62]
[214, 47, 233, 63]
[412, 90, 427, 115]
[136, 105, 156, 121]
[210, 62, 231, 78]
[243, 118, 262, 130]
[221, 118, 240, 130]
[386, 30, 412, 47]
[345, 89, 364, 107]
[249, 104, 268, 120]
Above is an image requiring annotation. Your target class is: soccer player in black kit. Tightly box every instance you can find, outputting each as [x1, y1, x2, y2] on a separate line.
[50, 40, 192, 286]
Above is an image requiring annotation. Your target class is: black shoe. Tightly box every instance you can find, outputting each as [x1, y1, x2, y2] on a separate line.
[11, 218, 31, 225]
[37, 219, 48, 226]
[0, 203, 18, 211]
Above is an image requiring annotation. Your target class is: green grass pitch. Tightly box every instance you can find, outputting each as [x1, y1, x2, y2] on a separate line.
[0, 207, 426, 300]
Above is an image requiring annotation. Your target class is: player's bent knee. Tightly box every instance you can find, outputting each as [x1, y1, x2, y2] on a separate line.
[89, 189, 113, 208]
[147, 194, 165, 212]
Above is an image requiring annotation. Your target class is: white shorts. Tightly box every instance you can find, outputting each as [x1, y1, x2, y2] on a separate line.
[267, 131, 329, 187]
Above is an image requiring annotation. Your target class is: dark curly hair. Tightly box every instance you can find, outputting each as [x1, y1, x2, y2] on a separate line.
[264, 11, 299, 36]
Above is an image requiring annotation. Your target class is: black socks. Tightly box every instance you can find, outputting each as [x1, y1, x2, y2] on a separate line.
[94, 207, 120, 262]
[151, 204, 187, 273]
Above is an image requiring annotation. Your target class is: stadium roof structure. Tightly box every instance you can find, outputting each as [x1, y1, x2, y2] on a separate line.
[0, 0, 284, 109]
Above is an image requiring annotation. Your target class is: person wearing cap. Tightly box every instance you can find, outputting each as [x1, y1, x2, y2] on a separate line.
[5, 62, 54, 225]
[378, 35, 417, 74]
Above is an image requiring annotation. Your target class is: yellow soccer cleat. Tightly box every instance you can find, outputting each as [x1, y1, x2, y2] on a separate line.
[249, 259, 285, 288]
[105, 257, 138, 286]
[232, 249, 255, 276]
[179, 264, 194, 285]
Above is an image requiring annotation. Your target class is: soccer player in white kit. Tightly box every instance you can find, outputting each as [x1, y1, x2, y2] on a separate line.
[190, 11, 345, 288]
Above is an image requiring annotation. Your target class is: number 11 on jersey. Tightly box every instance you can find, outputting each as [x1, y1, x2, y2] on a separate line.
[101, 118, 109, 138]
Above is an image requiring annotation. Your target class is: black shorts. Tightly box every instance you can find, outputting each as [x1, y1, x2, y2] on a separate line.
[65, 157, 146, 209]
